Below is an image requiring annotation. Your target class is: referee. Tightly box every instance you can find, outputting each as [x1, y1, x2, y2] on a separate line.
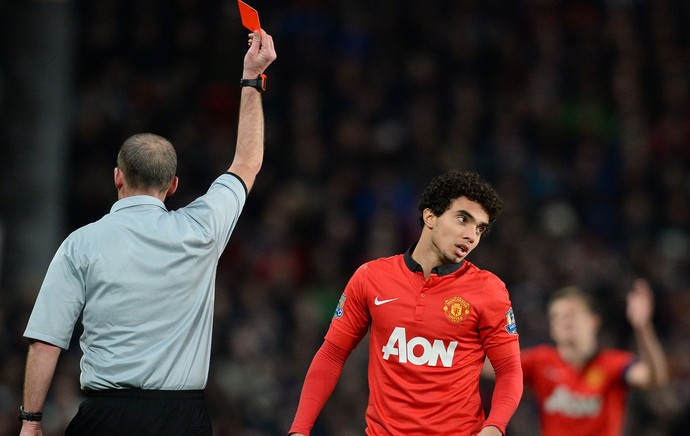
[19, 29, 276, 436]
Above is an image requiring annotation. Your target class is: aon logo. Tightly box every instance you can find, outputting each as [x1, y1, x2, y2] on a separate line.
[381, 327, 457, 367]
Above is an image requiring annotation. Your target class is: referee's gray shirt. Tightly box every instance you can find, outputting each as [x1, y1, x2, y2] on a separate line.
[24, 173, 246, 391]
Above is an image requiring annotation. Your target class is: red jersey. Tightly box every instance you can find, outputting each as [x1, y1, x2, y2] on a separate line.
[521, 345, 634, 436]
[325, 251, 520, 435]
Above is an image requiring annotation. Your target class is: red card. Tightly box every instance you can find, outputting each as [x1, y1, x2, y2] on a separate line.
[238, 0, 261, 31]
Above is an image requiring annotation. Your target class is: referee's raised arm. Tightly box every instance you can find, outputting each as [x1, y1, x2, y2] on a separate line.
[228, 29, 277, 192]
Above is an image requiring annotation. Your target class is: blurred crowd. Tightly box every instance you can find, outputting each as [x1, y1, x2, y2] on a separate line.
[1, 0, 690, 435]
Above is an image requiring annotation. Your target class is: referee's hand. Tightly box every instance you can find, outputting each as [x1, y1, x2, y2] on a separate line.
[243, 29, 276, 79]
[19, 420, 43, 436]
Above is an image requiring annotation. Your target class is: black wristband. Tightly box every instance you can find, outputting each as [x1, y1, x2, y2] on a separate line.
[240, 73, 266, 92]
[19, 406, 43, 422]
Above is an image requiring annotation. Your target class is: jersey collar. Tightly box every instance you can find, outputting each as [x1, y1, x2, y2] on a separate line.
[111, 195, 168, 213]
[403, 244, 464, 276]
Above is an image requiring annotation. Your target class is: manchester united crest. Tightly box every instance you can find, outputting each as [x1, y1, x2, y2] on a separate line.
[443, 296, 471, 323]
[584, 367, 605, 389]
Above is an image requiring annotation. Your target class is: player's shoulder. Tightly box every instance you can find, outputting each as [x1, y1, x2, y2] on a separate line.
[596, 348, 636, 362]
[461, 260, 507, 290]
[522, 343, 557, 357]
[347, 255, 405, 292]
[521, 344, 560, 366]
[357, 253, 404, 273]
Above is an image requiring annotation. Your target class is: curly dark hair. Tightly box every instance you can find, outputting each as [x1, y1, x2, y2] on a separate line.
[417, 170, 503, 228]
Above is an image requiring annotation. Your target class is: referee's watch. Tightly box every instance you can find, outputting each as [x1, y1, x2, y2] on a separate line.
[19, 406, 43, 422]
[240, 74, 266, 93]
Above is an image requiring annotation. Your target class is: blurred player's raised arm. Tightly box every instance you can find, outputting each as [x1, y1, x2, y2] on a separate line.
[624, 278, 669, 389]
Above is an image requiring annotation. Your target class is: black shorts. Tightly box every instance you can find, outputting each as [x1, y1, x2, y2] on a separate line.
[65, 389, 212, 436]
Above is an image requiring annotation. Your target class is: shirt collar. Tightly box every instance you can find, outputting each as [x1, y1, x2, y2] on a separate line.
[110, 195, 168, 213]
[403, 243, 464, 276]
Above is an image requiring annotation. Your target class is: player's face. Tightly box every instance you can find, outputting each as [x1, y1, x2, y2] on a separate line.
[548, 297, 599, 345]
[429, 196, 489, 264]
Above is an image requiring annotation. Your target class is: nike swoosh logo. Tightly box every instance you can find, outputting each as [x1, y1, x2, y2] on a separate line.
[374, 297, 399, 306]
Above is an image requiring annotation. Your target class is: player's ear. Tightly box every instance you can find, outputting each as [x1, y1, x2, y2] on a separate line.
[422, 208, 436, 228]
[165, 176, 179, 197]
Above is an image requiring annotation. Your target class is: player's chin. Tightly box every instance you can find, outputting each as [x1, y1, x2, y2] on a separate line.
[448, 252, 467, 264]
[453, 247, 470, 261]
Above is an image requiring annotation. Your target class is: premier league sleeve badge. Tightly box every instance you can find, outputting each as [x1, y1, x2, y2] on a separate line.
[333, 293, 346, 319]
[504, 307, 518, 334]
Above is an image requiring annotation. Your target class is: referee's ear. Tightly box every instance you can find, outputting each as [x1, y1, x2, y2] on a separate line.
[165, 176, 179, 198]
[114, 167, 125, 190]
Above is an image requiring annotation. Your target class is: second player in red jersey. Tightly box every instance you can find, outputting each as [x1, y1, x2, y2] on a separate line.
[521, 281, 669, 436]
[289, 170, 523, 436]
[523, 345, 633, 435]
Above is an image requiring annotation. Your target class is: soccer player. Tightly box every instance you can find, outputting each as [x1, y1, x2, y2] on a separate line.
[19, 30, 276, 435]
[288, 170, 523, 436]
[519, 279, 669, 435]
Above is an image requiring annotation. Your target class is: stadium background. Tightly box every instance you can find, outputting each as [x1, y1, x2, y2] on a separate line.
[1, 0, 689, 434]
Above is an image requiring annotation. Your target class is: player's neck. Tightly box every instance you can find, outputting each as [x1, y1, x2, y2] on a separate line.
[411, 239, 442, 279]
[558, 340, 597, 368]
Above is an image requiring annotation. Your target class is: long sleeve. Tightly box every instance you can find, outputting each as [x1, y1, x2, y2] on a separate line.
[288, 339, 351, 435]
[483, 353, 523, 434]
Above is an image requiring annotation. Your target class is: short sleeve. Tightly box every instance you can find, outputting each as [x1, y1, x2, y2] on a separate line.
[24, 237, 86, 349]
[179, 173, 247, 256]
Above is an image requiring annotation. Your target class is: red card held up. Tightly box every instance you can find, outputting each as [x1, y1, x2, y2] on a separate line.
[238, 0, 261, 31]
